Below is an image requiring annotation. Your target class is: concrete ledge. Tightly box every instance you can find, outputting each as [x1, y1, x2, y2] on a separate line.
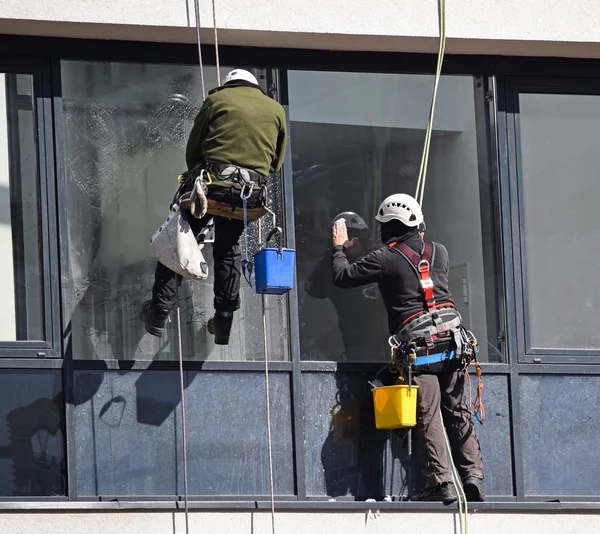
[1, 499, 600, 512]
[2, 19, 600, 59]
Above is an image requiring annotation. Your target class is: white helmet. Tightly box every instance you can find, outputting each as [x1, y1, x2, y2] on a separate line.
[375, 193, 424, 227]
[223, 69, 259, 86]
[333, 211, 369, 231]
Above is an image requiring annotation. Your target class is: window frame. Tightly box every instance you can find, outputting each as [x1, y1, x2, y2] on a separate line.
[0, 58, 61, 358]
[505, 76, 600, 364]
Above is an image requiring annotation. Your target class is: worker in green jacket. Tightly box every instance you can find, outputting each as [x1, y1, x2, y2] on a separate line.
[140, 69, 288, 345]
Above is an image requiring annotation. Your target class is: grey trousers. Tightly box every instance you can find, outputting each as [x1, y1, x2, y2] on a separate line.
[413, 371, 484, 487]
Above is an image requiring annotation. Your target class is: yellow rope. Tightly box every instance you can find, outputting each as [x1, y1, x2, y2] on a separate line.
[414, 0, 447, 207]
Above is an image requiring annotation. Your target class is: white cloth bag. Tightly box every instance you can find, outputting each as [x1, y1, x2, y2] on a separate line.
[150, 204, 209, 280]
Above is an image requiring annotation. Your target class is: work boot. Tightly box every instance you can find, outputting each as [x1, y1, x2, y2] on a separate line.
[207, 311, 234, 345]
[462, 476, 485, 502]
[413, 481, 457, 503]
[139, 300, 169, 337]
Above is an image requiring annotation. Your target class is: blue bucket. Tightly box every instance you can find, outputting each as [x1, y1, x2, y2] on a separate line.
[254, 248, 296, 295]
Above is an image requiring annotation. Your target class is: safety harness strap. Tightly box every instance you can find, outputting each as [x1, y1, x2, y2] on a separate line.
[389, 240, 436, 309]
[389, 240, 449, 339]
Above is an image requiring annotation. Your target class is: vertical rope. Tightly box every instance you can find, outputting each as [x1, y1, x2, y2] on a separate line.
[414, 0, 446, 207]
[263, 295, 276, 534]
[193, 0, 206, 100]
[211, 0, 221, 86]
[176, 292, 190, 534]
[259, 218, 276, 534]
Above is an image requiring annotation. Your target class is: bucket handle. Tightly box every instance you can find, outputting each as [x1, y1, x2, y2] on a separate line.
[266, 226, 284, 254]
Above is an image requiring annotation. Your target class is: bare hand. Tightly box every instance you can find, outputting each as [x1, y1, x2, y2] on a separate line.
[332, 219, 349, 247]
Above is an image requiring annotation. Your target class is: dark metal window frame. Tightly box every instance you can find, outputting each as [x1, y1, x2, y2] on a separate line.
[1, 33, 600, 507]
[504, 76, 600, 364]
[0, 57, 61, 358]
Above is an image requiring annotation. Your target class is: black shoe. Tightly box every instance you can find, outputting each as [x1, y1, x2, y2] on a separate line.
[139, 300, 169, 337]
[413, 482, 457, 503]
[462, 476, 485, 502]
[207, 311, 234, 345]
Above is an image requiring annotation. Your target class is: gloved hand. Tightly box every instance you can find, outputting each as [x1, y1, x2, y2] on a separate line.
[332, 218, 349, 247]
[189, 177, 208, 219]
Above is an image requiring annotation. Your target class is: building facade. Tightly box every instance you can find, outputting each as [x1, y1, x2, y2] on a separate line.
[1, 1, 600, 532]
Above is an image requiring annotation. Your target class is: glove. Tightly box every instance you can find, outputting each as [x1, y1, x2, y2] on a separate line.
[189, 177, 208, 219]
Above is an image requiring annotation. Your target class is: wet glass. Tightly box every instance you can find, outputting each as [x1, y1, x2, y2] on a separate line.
[61, 61, 289, 361]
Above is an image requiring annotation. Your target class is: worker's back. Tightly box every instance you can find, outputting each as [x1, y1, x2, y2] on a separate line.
[185, 82, 287, 176]
[375, 232, 455, 334]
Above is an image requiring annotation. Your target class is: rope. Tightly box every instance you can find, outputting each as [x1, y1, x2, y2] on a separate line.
[414, 0, 447, 207]
[441, 411, 468, 534]
[211, 0, 221, 86]
[175, 292, 190, 534]
[192, 0, 206, 100]
[259, 218, 277, 534]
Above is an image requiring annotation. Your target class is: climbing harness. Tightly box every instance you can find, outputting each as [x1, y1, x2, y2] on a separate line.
[388, 239, 478, 367]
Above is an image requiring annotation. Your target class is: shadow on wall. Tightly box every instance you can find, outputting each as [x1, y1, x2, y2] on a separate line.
[0, 394, 65, 496]
[320, 368, 420, 500]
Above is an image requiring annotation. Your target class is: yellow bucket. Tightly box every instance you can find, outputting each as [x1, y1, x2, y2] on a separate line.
[372, 384, 419, 430]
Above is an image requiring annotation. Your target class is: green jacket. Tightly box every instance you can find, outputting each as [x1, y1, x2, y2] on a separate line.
[185, 82, 288, 177]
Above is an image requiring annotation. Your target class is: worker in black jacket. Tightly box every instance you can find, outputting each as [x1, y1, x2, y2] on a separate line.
[331, 193, 484, 503]
[140, 68, 287, 345]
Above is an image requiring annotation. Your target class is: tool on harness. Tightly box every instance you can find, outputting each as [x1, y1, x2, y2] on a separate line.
[240, 181, 255, 287]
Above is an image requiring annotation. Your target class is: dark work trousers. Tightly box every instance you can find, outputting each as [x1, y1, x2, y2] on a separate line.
[151, 212, 245, 314]
[413, 371, 484, 487]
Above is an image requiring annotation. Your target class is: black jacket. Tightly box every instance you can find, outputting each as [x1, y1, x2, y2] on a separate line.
[331, 230, 454, 334]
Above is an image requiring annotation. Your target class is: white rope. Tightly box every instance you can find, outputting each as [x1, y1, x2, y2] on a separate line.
[259, 219, 277, 534]
[175, 293, 190, 534]
[414, 0, 447, 207]
[193, 0, 206, 100]
[211, 0, 221, 86]
[441, 412, 469, 534]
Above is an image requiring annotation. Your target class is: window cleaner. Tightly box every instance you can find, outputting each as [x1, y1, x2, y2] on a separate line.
[140, 68, 288, 345]
[331, 194, 485, 504]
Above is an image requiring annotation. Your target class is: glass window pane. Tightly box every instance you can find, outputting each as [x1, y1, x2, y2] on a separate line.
[61, 61, 289, 361]
[289, 71, 504, 363]
[519, 91, 600, 352]
[0, 370, 65, 496]
[0, 73, 45, 341]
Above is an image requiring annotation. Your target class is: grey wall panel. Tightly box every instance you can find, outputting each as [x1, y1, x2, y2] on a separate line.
[471, 374, 513, 497]
[302, 371, 513, 498]
[74, 370, 294, 496]
[520, 375, 600, 496]
[74, 370, 181, 496]
[184, 371, 294, 496]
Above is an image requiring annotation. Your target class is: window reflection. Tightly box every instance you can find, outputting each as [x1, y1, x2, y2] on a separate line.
[0, 73, 45, 341]
[289, 71, 504, 362]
